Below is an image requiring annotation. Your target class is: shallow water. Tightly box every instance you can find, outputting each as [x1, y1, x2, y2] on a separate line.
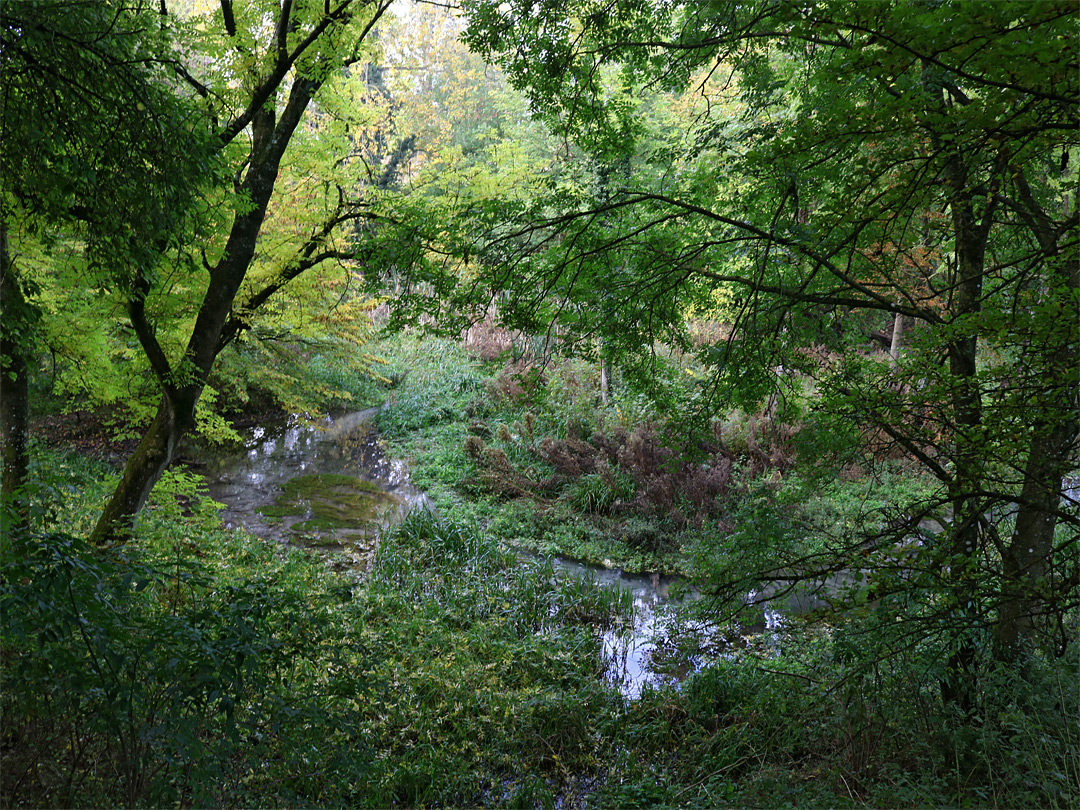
[202, 409, 431, 568]
[199, 411, 814, 697]
[541, 557, 700, 698]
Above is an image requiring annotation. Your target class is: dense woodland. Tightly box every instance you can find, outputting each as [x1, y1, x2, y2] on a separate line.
[1, 0, 1077, 807]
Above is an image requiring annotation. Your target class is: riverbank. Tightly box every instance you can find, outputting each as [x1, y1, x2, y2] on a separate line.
[7, 332, 1077, 809]
[10, 437, 1077, 809]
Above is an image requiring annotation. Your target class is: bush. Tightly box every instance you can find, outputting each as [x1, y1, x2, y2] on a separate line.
[1, 528, 372, 808]
[1, 456, 372, 808]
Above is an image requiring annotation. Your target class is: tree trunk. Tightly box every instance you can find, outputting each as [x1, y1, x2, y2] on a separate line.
[995, 253, 1080, 660]
[941, 341, 983, 713]
[92, 80, 321, 544]
[0, 342, 29, 529]
[939, 152, 991, 713]
[91, 392, 195, 544]
[996, 410, 1079, 658]
[888, 312, 903, 365]
[0, 221, 31, 532]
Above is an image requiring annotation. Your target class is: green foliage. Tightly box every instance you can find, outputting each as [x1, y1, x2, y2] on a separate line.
[564, 468, 636, 516]
[24, 442, 117, 536]
[1, 0, 225, 438]
[373, 331, 796, 572]
[6, 0, 1078, 798]
[5, 0, 413, 542]
[1, 1, 219, 255]
[355, 506, 632, 805]
[2, 443, 637, 807]
[7, 406, 1079, 808]
[372, 335, 485, 441]
[453, 0, 1080, 715]
[211, 317, 386, 421]
[2, 505, 369, 806]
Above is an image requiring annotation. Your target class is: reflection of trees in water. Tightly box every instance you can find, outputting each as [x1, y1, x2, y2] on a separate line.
[331, 424, 389, 479]
[206, 412, 432, 559]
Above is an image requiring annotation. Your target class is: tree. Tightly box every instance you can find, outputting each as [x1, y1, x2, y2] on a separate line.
[79, 0, 404, 543]
[0, 223, 34, 530]
[3, 1, 404, 542]
[459, 0, 1079, 699]
[1, 0, 219, 529]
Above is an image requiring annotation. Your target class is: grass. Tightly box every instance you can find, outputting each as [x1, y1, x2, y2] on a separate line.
[6, 331, 1078, 809]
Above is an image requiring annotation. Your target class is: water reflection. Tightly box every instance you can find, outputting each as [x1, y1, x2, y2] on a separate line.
[542, 558, 836, 697]
[541, 557, 702, 698]
[202, 409, 431, 567]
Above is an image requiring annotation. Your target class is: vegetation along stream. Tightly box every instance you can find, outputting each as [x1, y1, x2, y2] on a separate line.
[5, 1, 1076, 806]
[202, 403, 943, 699]
[202, 408, 717, 697]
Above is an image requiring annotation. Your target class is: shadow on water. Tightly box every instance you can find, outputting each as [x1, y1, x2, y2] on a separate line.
[202, 408, 431, 570]
[200, 410, 837, 697]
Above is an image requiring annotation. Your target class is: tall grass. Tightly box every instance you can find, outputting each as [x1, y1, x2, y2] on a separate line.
[8, 342, 1078, 809]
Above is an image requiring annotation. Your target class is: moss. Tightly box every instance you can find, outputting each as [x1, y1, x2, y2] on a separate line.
[290, 525, 346, 544]
[257, 473, 402, 534]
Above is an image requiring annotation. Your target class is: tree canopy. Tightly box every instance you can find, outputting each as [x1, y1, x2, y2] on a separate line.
[1, 0, 221, 524]
[436, 0, 1080, 698]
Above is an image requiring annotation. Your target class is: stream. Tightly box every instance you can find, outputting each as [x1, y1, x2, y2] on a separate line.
[200, 408, 1042, 697]
[202, 408, 432, 570]
[200, 408, 714, 697]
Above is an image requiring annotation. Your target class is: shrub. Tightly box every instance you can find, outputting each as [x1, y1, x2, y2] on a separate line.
[0, 527, 369, 808]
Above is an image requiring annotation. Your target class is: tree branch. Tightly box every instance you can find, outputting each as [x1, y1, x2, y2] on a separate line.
[220, 0, 236, 38]
[127, 269, 174, 391]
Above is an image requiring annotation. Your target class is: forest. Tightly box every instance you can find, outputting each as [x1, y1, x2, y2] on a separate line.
[1, 0, 1077, 807]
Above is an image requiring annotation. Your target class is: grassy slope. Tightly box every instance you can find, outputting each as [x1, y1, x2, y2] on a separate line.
[3, 333, 1077, 809]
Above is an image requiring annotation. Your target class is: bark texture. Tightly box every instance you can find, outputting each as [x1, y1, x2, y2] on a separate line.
[0, 222, 31, 530]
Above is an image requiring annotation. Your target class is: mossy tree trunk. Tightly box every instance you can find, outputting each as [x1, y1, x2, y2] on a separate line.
[91, 77, 323, 544]
[0, 220, 35, 533]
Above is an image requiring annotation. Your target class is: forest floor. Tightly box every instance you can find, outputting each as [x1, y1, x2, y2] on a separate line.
[33, 410, 139, 462]
[10, 334, 1076, 810]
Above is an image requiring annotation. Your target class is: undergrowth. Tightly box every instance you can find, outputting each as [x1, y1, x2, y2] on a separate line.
[371, 331, 798, 574]
[4, 332, 1077, 809]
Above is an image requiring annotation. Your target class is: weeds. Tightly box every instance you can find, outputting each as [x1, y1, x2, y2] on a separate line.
[8, 331, 1078, 809]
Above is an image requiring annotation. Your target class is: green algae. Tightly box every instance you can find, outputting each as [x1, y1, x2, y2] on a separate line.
[257, 473, 403, 536]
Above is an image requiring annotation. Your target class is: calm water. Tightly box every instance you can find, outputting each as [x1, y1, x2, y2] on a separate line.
[199, 409, 807, 696]
[201, 408, 431, 568]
